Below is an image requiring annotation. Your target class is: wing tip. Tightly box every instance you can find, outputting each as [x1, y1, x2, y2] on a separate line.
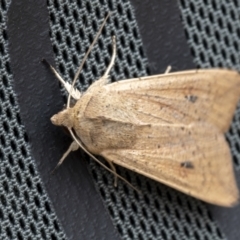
[214, 190, 240, 207]
[228, 194, 240, 207]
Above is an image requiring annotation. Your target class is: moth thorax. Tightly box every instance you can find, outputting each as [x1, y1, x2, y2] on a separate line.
[51, 108, 74, 128]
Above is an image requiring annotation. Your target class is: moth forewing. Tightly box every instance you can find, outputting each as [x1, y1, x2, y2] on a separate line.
[104, 69, 240, 132]
[101, 123, 238, 207]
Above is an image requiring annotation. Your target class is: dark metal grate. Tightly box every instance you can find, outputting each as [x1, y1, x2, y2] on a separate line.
[0, 0, 66, 239]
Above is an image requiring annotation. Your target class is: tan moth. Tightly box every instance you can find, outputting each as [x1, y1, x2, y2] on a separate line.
[48, 16, 240, 207]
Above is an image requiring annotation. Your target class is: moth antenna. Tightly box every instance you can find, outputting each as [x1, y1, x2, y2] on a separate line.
[68, 128, 140, 193]
[67, 12, 111, 108]
[103, 35, 116, 78]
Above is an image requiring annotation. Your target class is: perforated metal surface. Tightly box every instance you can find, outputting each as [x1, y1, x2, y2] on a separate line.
[47, 0, 148, 95]
[1, 0, 240, 239]
[0, 0, 66, 239]
[46, 0, 232, 240]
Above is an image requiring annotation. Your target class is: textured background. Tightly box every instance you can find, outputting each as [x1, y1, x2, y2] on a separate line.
[0, 0, 239, 239]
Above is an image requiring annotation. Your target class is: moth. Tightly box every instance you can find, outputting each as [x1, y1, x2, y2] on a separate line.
[48, 17, 240, 207]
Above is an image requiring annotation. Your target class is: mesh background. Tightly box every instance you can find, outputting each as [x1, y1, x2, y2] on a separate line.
[1, 0, 239, 239]
[46, 0, 238, 240]
[0, 0, 66, 239]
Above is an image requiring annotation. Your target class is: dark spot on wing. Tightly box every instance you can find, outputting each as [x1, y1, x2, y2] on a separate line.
[180, 161, 194, 169]
[185, 95, 198, 103]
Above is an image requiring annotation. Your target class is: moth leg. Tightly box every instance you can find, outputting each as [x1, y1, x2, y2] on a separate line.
[51, 141, 79, 174]
[164, 65, 172, 74]
[106, 159, 118, 187]
[94, 35, 117, 87]
[42, 59, 81, 100]
[103, 36, 117, 78]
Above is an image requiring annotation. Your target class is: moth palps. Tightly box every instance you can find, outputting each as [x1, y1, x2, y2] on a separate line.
[49, 18, 240, 207]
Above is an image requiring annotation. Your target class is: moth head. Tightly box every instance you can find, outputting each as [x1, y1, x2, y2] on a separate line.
[51, 108, 74, 128]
